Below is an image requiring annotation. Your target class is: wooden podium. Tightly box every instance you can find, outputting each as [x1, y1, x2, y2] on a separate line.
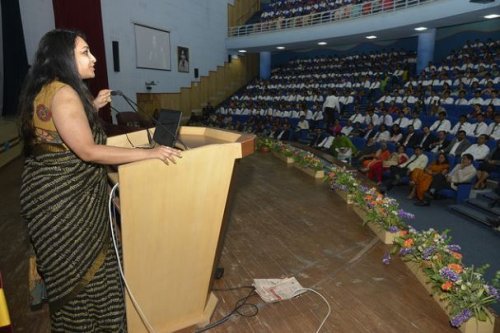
[106, 126, 255, 333]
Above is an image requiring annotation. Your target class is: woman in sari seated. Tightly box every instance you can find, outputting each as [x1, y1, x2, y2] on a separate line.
[359, 143, 391, 183]
[408, 152, 449, 200]
[369, 144, 408, 184]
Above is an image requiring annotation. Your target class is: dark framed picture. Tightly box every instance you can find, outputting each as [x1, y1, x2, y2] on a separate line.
[177, 46, 189, 73]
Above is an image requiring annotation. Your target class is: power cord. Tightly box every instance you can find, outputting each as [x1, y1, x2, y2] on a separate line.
[293, 288, 331, 333]
[108, 183, 157, 333]
[195, 286, 259, 332]
[197, 285, 331, 333]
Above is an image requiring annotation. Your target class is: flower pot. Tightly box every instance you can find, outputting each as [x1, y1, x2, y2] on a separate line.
[333, 188, 349, 202]
[366, 221, 397, 245]
[272, 152, 294, 165]
[259, 146, 271, 153]
[294, 164, 324, 179]
[404, 262, 495, 333]
[351, 206, 396, 244]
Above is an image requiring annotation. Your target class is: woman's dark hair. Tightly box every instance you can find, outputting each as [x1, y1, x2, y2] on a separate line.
[18, 29, 100, 155]
[436, 152, 448, 165]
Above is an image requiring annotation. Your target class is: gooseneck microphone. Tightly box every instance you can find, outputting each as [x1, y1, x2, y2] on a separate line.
[111, 90, 189, 150]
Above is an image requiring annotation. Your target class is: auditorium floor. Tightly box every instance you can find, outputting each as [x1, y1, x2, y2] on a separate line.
[1, 154, 498, 332]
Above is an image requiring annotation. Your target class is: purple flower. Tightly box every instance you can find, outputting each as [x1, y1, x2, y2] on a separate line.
[399, 248, 414, 256]
[447, 244, 462, 252]
[388, 226, 399, 233]
[422, 246, 436, 260]
[397, 209, 415, 220]
[439, 267, 460, 282]
[382, 253, 391, 265]
[450, 308, 473, 328]
[486, 285, 500, 301]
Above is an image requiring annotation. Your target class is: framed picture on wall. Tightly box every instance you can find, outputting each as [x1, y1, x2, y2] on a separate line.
[134, 23, 171, 71]
[177, 46, 189, 73]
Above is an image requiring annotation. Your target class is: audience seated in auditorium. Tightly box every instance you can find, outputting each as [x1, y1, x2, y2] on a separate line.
[359, 142, 391, 183]
[416, 153, 477, 206]
[429, 130, 450, 154]
[383, 145, 429, 191]
[409, 152, 449, 201]
[429, 111, 451, 133]
[462, 134, 490, 161]
[443, 130, 471, 158]
[488, 113, 500, 140]
[418, 127, 437, 151]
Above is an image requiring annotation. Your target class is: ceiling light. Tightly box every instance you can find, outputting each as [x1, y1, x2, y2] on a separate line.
[484, 14, 500, 19]
[318, 41, 327, 45]
[414, 26, 428, 31]
[238, 49, 247, 53]
[366, 35, 377, 39]
[276, 46, 285, 50]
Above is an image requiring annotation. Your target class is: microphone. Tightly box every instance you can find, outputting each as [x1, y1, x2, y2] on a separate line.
[111, 90, 188, 149]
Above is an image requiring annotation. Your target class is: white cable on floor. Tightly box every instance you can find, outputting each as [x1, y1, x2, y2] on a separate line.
[108, 183, 157, 333]
[294, 287, 332, 333]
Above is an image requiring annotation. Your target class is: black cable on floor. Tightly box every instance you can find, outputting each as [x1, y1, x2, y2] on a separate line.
[195, 286, 259, 332]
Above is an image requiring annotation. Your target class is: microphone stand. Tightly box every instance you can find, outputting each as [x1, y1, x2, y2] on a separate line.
[112, 91, 189, 150]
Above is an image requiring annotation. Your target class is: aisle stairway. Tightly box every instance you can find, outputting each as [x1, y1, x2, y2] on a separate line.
[449, 190, 500, 230]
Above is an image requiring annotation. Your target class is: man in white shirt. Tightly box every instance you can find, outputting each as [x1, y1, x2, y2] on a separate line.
[373, 124, 391, 143]
[454, 90, 469, 106]
[483, 90, 500, 106]
[341, 120, 354, 136]
[364, 109, 379, 127]
[378, 109, 393, 127]
[393, 111, 410, 129]
[384, 146, 428, 191]
[323, 89, 340, 126]
[470, 113, 488, 137]
[418, 153, 477, 205]
[462, 134, 490, 161]
[429, 111, 452, 133]
[450, 115, 472, 136]
[349, 109, 365, 124]
[468, 90, 484, 106]
[408, 112, 422, 130]
[487, 113, 500, 140]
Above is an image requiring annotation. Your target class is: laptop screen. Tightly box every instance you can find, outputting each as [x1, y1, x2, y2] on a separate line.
[153, 109, 182, 147]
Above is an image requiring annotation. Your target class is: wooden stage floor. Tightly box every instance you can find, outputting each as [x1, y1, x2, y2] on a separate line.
[1, 153, 496, 332]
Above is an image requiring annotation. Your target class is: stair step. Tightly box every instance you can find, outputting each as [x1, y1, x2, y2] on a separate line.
[449, 205, 494, 227]
[466, 198, 500, 216]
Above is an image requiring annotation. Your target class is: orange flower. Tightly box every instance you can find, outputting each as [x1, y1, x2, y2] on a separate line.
[403, 238, 414, 248]
[399, 230, 409, 236]
[450, 251, 463, 260]
[441, 281, 453, 291]
[447, 263, 463, 274]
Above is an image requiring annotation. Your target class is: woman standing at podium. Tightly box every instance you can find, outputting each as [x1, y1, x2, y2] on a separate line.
[18, 29, 180, 332]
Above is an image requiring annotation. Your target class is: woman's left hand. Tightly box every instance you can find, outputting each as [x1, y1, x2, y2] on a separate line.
[94, 89, 112, 110]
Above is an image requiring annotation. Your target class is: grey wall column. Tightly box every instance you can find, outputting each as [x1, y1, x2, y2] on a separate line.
[260, 51, 271, 80]
[416, 28, 436, 74]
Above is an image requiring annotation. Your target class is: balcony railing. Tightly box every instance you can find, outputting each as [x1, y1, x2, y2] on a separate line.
[228, 0, 437, 37]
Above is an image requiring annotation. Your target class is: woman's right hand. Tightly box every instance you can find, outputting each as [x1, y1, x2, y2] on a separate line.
[150, 146, 182, 165]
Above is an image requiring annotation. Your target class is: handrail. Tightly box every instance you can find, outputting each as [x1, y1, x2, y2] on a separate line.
[228, 0, 437, 37]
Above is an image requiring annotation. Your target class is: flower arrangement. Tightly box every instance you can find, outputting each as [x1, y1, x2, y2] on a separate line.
[325, 166, 359, 193]
[292, 150, 323, 171]
[266, 140, 499, 329]
[271, 140, 295, 158]
[390, 227, 500, 328]
[362, 190, 414, 232]
[256, 136, 274, 152]
[325, 171, 414, 233]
